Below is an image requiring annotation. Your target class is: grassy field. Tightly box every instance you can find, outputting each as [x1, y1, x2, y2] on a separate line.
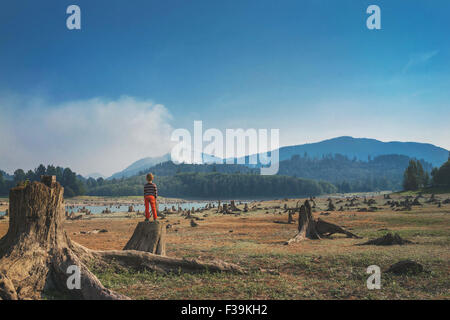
[0, 194, 448, 299]
[394, 186, 450, 196]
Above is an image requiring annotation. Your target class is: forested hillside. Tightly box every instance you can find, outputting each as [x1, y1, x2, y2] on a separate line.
[136, 161, 258, 176]
[277, 154, 433, 192]
[86, 172, 337, 198]
[106, 154, 433, 194]
[0, 152, 436, 198]
[250, 136, 448, 167]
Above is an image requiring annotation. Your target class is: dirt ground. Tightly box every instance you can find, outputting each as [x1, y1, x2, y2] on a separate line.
[0, 194, 449, 300]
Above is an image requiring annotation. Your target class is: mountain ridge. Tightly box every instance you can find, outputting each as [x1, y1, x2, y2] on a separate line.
[109, 154, 171, 180]
[109, 136, 449, 179]
[86, 173, 107, 179]
[241, 136, 448, 168]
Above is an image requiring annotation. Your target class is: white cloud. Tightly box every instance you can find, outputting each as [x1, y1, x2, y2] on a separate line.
[0, 95, 174, 176]
[402, 50, 439, 73]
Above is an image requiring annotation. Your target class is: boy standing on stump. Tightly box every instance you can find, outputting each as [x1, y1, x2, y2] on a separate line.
[144, 173, 158, 222]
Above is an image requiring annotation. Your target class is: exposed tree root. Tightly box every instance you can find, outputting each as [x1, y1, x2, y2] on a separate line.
[286, 200, 361, 244]
[315, 218, 361, 239]
[89, 248, 244, 274]
[0, 272, 17, 300]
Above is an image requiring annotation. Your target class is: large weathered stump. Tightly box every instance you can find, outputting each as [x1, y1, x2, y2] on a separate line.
[123, 221, 166, 255]
[0, 177, 243, 300]
[286, 200, 360, 244]
[0, 178, 127, 300]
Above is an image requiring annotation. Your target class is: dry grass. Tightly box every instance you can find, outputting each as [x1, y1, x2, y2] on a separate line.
[0, 194, 449, 300]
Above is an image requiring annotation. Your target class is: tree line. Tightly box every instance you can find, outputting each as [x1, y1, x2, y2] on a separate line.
[403, 156, 450, 191]
[0, 165, 85, 197]
[277, 153, 432, 193]
[1, 163, 335, 198]
[86, 172, 337, 198]
[108, 153, 435, 194]
[2, 152, 448, 198]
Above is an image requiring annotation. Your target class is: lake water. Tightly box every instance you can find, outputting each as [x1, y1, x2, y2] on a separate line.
[65, 201, 249, 214]
[0, 201, 250, 216]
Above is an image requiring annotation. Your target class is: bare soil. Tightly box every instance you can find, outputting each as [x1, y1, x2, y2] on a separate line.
[1, 194, 448, 300]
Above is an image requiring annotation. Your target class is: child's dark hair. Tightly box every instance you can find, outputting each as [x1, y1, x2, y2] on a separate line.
[146, 173, 154, 182]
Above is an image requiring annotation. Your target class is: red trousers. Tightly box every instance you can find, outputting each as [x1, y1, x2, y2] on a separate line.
[144, 195, 158, 220]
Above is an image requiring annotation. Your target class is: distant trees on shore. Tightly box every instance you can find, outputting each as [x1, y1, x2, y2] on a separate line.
[402, 156, 450, 191]
[1, 164, 335, 198]
[1, 152, 447, 198]
[0, 164, 85, 197]
[431, 159, 450, 187]
[278, 153, 432, 193]
[86, 172, 337, 198]
[403, 160, 429, 191]
[123, 154, 433, 194]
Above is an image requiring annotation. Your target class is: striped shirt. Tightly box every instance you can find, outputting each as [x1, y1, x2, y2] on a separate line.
[144, 182, 158, 197]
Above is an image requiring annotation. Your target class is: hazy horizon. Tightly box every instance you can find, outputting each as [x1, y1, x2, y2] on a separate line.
[1, 135, 447, 177]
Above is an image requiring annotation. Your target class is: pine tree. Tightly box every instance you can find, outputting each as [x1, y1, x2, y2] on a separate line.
[432, 160, 450, 187]
[403, 160, 419, 190]
[403, 159, 430, 190]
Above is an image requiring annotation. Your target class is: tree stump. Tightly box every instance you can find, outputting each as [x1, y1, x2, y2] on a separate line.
[0, 178, 125, 300]
[217, 201, 221, 213]
[123, 221, 166, 255]
[287, 211, 294, 224]
[0, 176, 243, 300]
[286, 200, 360, 244]
[327, 199, 336, 211]
[230, 201, 241, 211]
[294, 200, 320, 240]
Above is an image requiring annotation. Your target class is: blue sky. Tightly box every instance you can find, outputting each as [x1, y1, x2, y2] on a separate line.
[0, 0, 449, 175]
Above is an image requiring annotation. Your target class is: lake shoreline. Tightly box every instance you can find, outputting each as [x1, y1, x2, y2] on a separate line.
[0, 191, 394, 216]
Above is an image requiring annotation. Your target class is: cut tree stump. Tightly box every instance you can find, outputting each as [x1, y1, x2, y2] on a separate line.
[123, 221, 166, 255]
[0, 176, 243, 300]
[287, 211, 294, 224]
[230, 200, 241, 211]
[286, 200, 360, 244]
